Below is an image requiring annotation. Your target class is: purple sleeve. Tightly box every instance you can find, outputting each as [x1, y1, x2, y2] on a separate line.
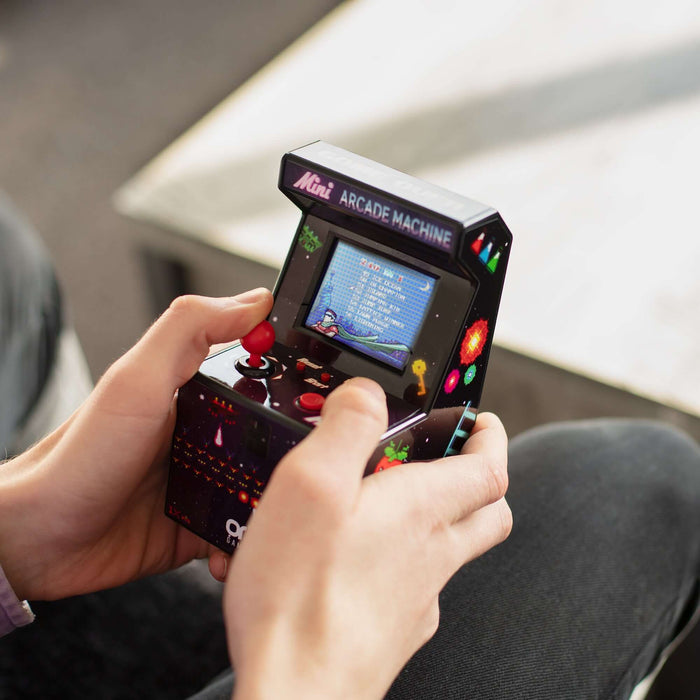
[0, 563, 34, 637]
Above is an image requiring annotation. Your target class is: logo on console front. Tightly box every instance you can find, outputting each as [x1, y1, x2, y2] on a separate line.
[225, 518, 247, 546]
[293, 171, 335, 200]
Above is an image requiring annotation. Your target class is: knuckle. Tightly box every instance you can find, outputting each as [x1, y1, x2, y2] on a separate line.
[326, 383, 387, 429]
[167, 294, 204, 316]
[421, 493, 453, 537]
[478, 411, 503, 431]
[497, 499, 514, 541]
[277, 453, 347, 517]
[479, 453, 509, 504]
[165, 295, 213, 362]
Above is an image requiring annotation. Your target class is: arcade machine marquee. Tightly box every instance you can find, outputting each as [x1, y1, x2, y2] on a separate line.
[166, 141, 512, 552]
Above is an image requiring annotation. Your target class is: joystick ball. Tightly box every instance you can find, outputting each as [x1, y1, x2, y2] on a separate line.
[241, 321, 275, 367]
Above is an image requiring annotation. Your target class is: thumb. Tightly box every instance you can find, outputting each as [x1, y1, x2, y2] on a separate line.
[278, 378, 388, 502]
[47, 289, 273, 498]
[100, 289, 274, 416]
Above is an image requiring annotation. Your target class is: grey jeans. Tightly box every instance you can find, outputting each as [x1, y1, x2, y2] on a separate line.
[0, 192, 62, 455]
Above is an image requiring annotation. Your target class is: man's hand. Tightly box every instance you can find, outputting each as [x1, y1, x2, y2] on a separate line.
[223, 378, 511, 700]
[0, 289, 273, 601]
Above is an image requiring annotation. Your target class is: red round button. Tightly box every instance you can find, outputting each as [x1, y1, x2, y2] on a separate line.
[298, 392, 325, 412]
[320, 372, 331, 383]
[296, 361, 306, 373]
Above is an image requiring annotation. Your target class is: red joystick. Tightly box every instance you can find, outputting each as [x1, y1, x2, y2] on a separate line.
[241, 321, 275, 368]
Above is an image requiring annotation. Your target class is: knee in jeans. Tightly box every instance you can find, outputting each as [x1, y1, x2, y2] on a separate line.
[512, 418, 700, 532]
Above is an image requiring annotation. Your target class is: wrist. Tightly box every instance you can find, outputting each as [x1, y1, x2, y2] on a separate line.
[0, 452, 49, 600]
[232, 675, 347, 700]
[230, 647, 380, 700]
[231, 644, 342, 700]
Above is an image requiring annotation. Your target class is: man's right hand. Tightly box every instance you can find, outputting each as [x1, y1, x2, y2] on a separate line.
[222, 377, 512, 700]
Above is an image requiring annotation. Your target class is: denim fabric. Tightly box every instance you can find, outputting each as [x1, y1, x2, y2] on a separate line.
[0, 192, 62, 455]
[191, 419, 700, 700]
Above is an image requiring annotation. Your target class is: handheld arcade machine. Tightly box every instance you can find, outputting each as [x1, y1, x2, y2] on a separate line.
[166, 141, 512, 552]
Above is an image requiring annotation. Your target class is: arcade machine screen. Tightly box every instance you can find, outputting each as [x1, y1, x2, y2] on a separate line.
[304, 240, 437, 370]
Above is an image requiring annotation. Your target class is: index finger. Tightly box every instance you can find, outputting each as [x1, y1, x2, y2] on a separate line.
[96, 290, 273, 417]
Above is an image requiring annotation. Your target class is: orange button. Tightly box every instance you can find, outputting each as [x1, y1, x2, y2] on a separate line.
[298, 392, 325, 412]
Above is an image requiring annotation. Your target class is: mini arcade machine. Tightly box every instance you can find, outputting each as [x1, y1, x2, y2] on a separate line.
[166, 141, 512, 552]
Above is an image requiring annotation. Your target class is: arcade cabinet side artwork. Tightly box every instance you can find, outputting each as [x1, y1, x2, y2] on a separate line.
[165, 141, 512, 553]
[363, 205, 512, 473]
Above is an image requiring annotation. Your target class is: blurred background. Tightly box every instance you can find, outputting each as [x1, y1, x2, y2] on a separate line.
[0, 0, 697, 432]
[1, 1, 700, 695]
[0, 0, 342, 372]
[1, 0, 698, 444]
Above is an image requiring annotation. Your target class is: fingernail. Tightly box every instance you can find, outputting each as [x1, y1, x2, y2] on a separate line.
[210, 553, 228, 582]
[347, 377, 385, 404]
[229, 288, 270, 305]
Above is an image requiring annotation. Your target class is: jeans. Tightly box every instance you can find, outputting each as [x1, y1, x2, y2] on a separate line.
[0, 192, 62, 454]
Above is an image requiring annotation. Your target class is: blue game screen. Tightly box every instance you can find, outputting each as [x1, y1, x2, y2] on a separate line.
[304, 240, 436, 370]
